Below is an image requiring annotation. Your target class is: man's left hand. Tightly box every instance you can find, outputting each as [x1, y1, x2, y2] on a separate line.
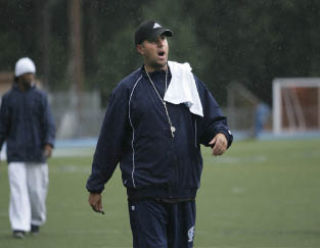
[209, 133, 228, 156]
[44, 144, 53, 159]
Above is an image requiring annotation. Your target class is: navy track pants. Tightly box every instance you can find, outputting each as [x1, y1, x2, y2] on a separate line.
[128, 199, 196, 248]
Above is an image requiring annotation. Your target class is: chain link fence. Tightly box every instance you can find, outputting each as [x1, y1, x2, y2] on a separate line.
[49, 91, 105, 139]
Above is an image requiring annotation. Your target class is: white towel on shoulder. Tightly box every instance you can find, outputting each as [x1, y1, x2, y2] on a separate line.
[164, 61, 203, 117]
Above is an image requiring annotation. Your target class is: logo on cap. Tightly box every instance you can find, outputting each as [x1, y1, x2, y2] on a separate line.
[153, 23, 162, 29]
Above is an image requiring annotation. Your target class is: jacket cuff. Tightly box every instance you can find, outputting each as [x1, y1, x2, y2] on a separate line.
[45, 139, 55, 148]
[205, 126, 233, 148]
[86, 182, 104, 194]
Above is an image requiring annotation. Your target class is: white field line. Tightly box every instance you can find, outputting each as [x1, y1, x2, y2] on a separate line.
[53, 147, 94, 158]
[210, 155, 267, 164]
[50, 164, 90, 174]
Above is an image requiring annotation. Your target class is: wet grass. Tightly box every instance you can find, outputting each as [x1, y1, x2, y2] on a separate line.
[0, 139, 319, 247]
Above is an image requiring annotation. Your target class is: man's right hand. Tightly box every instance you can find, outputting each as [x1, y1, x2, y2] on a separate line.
[88, 192, 105, 214]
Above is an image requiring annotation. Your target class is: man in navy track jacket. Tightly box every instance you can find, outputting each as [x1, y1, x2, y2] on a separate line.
[86, 20, 233, 248]
[0, 57, 55, 239]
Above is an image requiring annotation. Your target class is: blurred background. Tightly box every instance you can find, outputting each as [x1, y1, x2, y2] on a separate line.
[0, 0, 320, 140]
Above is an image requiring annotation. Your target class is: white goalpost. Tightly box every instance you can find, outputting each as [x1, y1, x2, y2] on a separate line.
[273, 78, 320, 134]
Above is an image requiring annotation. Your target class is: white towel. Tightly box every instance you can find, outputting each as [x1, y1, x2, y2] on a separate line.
[164, 61, 203, 117]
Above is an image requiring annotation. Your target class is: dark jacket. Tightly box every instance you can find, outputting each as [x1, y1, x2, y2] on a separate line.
[86, 66, 233, 200]
[0, 84, 55, 163]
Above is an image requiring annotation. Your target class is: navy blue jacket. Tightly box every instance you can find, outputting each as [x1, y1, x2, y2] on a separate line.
[0, 84, 55, 163]
[86, 66, 233, 200]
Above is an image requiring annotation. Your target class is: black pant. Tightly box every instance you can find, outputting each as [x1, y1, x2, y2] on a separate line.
[128, 199, 196, 248]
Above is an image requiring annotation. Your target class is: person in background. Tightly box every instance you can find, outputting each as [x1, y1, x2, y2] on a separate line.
[0, 57, 55, 239]
[86, 20, 233, 247]
[254, 101, 271, 138]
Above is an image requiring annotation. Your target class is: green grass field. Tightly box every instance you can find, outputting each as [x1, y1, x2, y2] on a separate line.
[0, 139, 320, 248]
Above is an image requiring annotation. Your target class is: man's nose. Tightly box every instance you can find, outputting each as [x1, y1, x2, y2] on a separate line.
[156, 38, 164, 47]
[157, 39, 163, 47]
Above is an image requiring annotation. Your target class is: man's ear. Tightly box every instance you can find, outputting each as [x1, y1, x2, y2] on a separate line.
[136, 44, 144, 55]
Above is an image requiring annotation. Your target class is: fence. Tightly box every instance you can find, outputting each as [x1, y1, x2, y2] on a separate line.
[50, 91, 105, 139]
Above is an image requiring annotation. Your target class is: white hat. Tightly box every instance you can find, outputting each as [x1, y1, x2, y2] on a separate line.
[14, 57, 36, 77]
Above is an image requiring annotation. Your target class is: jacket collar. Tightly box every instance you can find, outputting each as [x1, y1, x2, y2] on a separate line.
[12, 83, 36, 92]
[140, 64, 171, 79]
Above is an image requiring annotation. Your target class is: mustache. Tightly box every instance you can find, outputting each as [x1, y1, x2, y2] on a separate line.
[20, 79, 33, 88]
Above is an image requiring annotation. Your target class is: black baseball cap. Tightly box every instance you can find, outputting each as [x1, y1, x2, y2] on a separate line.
[135, 20, 173, 45]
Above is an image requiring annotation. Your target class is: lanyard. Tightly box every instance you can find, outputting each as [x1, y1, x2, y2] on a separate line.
[145, 68, 176, 138]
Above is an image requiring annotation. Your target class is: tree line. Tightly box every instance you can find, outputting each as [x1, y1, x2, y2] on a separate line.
[0, 0, 319, 106]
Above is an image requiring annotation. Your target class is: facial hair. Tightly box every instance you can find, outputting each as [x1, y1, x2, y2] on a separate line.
[20, 78, 33, 90]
